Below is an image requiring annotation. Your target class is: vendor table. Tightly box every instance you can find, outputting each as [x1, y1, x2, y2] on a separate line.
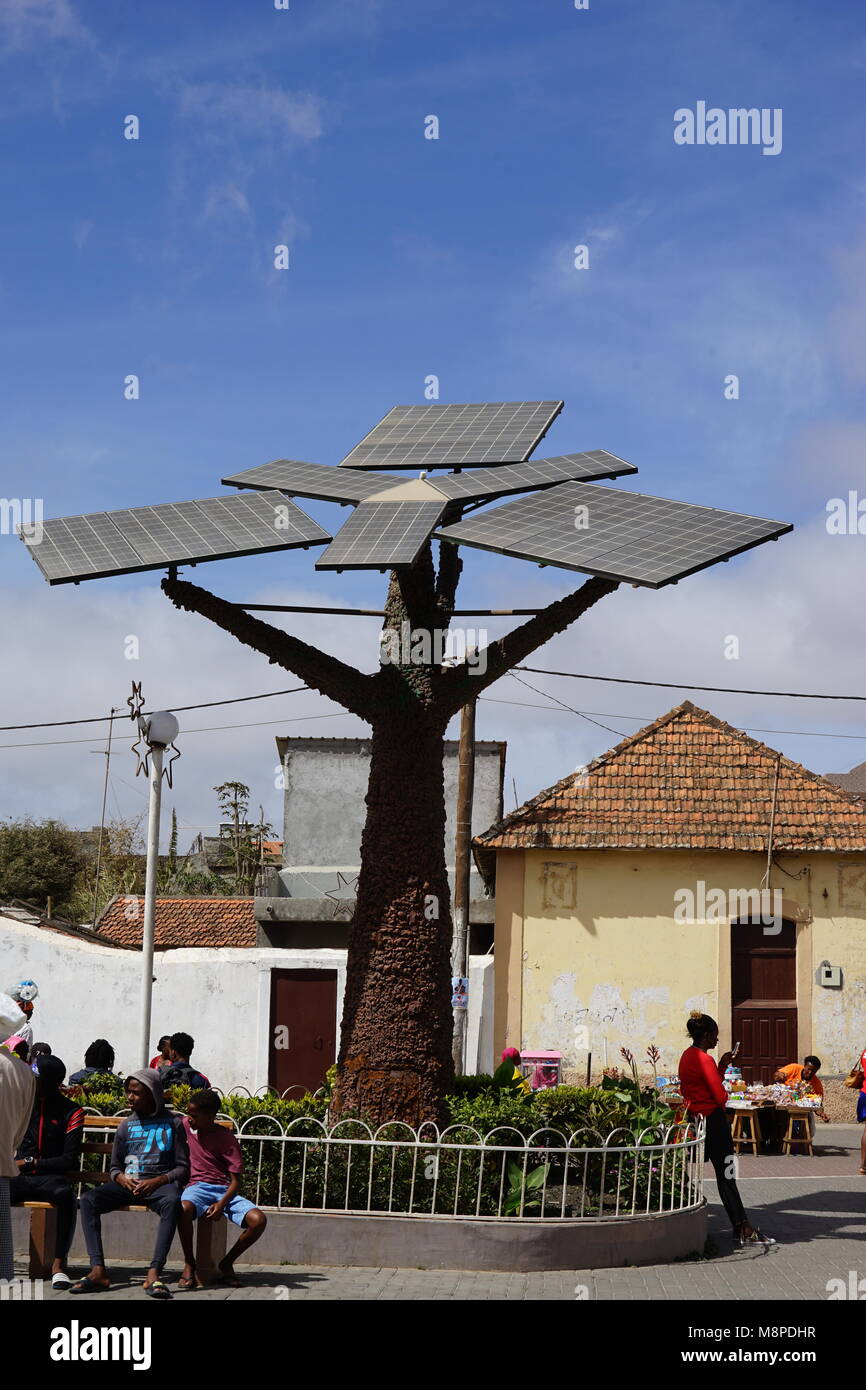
[726, 1103, 816, 1157]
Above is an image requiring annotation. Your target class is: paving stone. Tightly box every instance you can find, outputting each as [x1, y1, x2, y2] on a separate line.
[18, 1145, 866, 1302]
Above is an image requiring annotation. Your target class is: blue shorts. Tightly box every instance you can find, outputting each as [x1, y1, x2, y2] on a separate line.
[181, 1182, 257, 1227]
[857, 1092, 866, 1124]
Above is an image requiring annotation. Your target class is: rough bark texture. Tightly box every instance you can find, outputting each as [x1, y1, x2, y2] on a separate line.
[333, 705, 453, 1124]
[161, 549, 618, 1126]
[330, 545, 456, 1124]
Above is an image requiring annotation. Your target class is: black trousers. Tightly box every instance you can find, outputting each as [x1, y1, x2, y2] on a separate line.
[704, 1107, 748, 1232]
[80, 1180, 182, 1274]
[9, 1174, 77, 1260]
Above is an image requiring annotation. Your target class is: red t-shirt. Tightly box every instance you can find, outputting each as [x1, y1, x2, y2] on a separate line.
[183, 1117, 243, 1185]
[861, 1050, 866, 1096]
[678, 1046, 728, 1116]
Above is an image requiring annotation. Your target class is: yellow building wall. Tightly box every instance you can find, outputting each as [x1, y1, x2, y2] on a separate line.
[493, 847, 866, 1079]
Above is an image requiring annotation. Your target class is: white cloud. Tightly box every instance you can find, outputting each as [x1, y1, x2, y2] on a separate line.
[165, 81, 323, 242]
[0, 0, 87, 52]
[0, 574, 375, 840]
[177, 82, 323, 143]
[829, 236, 866, 385]
[512, 232, 827, 435]
[202, 183, 251, 224]
[469, 496, 866, 804]
[72, 218, 93, 249]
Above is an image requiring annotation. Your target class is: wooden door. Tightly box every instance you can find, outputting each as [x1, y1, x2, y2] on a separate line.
[268, 969, 338, 1097]
[731, 919, 797, 1085]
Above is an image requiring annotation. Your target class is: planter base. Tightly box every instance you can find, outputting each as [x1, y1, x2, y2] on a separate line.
[14, 1201, 706, 1273]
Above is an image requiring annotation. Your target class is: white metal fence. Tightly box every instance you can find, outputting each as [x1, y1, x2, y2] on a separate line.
[81, 1111, 704, 1220]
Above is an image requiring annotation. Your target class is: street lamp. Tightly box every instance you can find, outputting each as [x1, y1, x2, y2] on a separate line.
[137, 708, 179, 1069]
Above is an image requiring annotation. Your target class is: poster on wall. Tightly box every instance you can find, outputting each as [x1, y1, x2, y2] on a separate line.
[451, 977, 469, 1009]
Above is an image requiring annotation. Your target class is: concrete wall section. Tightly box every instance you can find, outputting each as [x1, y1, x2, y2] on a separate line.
[12, 1201, 706, 1273]
[0, 914, 493, 1086]
[493, 851, 524, 1062]
[277, 737, 504, 903]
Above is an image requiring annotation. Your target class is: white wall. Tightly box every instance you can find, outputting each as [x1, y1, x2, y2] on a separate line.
[1, 914, 494, 1088]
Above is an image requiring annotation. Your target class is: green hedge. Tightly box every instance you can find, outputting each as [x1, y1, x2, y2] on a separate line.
[72, 1078, 689, 1216]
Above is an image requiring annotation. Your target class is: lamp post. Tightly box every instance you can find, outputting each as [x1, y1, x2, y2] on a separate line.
[451, 697, 476, 1075]
[138, 710, 179, 1069]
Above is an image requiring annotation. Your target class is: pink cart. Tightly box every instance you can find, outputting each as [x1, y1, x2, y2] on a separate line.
[521, 1050, 563, 1090]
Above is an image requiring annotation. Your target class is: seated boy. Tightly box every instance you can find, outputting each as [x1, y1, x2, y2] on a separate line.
[161, 1032, 209, 1092]
[177, 1090, 266, 1288]
[73, 1069, 189, 1299]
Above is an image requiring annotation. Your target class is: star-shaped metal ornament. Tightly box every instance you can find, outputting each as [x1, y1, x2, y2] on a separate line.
[128, 682, 151, 777]
[127, 681, 145, 723]
[131, 721, 151, 779]
[162, 741, 181, 789]
[324, 871, 359, 920]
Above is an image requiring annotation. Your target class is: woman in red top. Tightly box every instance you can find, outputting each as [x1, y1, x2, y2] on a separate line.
[679, 1010, 774, 1248]
[857, 1045, 866, 1174]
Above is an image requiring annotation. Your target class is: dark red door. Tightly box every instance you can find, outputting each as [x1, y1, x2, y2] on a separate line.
[269, 969, 337, 1097]
[731, 920, 797, 1085]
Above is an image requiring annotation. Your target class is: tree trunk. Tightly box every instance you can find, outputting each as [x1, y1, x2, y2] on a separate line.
[331, 544, 456, 1125]
[331, 706, 454, 1125]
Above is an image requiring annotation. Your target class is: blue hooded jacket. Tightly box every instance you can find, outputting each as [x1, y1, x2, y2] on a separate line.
[109, 1068, 189, 1185]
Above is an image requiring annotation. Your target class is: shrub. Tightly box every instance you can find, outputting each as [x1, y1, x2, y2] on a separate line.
[70, 1076, 687, 1215]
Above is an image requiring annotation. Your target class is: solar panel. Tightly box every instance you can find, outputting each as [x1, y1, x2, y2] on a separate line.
[435, 482, 792, 588]
[432, 450, 637, 503]
[221, 458, 390, 503]
[315, 500, 447, 570]
[339, 401, 563, 470]
[21, 491, 331, 585]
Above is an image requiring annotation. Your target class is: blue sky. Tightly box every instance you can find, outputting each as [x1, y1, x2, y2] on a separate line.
[2, 0, 866, 849]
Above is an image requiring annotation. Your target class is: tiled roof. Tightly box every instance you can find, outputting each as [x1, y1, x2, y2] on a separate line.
[94, 897, 257, 950]
[474, 701, 866, 861]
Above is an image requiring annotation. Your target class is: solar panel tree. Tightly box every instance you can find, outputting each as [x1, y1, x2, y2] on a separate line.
[21, 401, 791, 1125]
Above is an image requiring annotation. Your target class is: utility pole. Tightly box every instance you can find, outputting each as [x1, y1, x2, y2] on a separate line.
[451, 698, 476, 1075]
[91, 707, 118, 927]
[133, 707, 180, 1069]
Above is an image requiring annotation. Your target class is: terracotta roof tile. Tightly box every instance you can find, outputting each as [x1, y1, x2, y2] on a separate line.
[474, 701, 866, 858]
[94, 897, 256, 950]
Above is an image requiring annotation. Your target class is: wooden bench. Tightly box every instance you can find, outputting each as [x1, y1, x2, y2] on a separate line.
[16, 1114, 232, 1282]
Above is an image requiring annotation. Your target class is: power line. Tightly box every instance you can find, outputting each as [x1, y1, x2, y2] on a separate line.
[2, 691, 866, 753]
[516, 667, 866, 702]
[0, 685, 310, 733]
[3, 664, 865, 740]
[0, 710, 352, 752]
[480, 694, 866, 742]
[507, 671, 625, 736]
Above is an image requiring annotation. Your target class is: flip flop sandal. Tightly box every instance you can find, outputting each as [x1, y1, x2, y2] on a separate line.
[52, 1272, 72, 1290]
[69, 1276, 110, 1294]
[144, 1279, 172, 1299]
[177, 1274, 198, 1290]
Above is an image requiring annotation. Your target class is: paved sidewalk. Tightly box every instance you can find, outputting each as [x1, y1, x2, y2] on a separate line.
[15, 1128, 865, 1301]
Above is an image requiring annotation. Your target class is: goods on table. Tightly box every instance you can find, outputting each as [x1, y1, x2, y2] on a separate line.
[725, 1081, 822, 1109]
[654, 1073, 820, 1112]
[795, 1093, 823, 1109]
[657, 1077, 683, 1107]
